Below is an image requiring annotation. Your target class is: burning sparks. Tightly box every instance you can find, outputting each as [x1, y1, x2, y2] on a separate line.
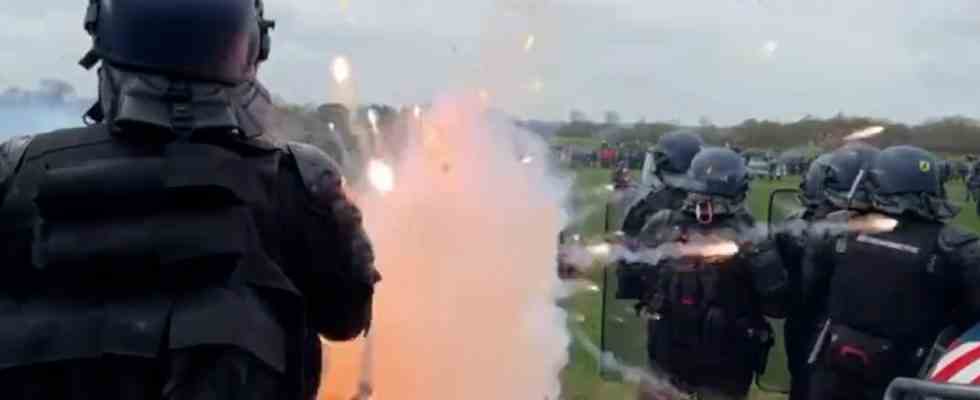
[523, 34, 536, 53]
[412, 105, 423, 120]
[367, 108, 380, 135]
[844, 126, 885, 142]
[761, 40, 779, 58]
[528, 79, 545, 93]
[332, 56, 352, 85]
[678, 241, 740, 259]
[848, 213, 899, 234]
[520, 155, 534, 164]
[328, 122, 337, 132]
[587, 243, 612, 257]
[367, 159, 395, 194]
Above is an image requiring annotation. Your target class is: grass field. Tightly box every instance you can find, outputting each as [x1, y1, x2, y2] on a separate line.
[559, 168, 980, 400]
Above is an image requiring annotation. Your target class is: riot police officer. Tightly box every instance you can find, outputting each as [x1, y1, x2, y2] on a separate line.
[968, 160, 980, 215]
[0, 1, 379, 399]
[774, 152, 833, 400]
[774, 143, 880, 400]
[802, 146, 980, 400]
[634, 148, 787, 400]
[620, 131, 703, 237]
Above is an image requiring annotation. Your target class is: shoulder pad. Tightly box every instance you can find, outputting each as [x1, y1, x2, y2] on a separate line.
[939, 226, 979, 250]
[0, 135, 33, 198]
[285, 141, 344, 198]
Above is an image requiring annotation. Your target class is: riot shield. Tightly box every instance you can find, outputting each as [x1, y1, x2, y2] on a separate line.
[767, 189, 805, 237]
[606, 186, 647, 234]
[599, 264, 653, 381]
[599, 186, 654, 382]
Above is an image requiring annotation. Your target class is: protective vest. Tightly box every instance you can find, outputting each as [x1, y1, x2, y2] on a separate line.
[644, 212, 772, 385]
[0, 124, 299, 375]
[829, 221, 949, 344]
[822, 219, 952, 383]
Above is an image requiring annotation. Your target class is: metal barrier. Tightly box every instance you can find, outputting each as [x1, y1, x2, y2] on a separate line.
[884, 378, 980, 400]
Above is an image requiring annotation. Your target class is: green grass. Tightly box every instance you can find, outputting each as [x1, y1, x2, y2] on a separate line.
[559, 169, 980, 400]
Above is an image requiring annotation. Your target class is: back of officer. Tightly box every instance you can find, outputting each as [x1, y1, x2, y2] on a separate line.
[620, 131, 703, 237]
[636, 148, 787, 400]
[802, 145, 980, 400]
[0, 1, 378, 399]
[776, 143, 880, 400]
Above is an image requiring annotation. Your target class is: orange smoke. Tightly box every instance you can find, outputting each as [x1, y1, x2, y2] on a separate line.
[319, 94, 569, 400]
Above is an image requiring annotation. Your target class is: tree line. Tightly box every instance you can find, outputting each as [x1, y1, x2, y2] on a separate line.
[551, 114, 980, 155]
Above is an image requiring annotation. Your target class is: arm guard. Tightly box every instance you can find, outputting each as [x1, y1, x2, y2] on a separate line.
[287, 141, 381, 340]
[744, 239, 789, 318]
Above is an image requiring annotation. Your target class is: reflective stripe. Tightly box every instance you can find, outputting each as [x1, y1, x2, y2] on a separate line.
[856, 234, 921, 254]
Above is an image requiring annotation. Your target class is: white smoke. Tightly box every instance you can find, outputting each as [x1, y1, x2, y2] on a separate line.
[0, 80, 88, 138]
[320, 94, 571, 400]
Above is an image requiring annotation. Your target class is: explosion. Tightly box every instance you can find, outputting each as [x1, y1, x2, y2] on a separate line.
[320, 95, 570, 400]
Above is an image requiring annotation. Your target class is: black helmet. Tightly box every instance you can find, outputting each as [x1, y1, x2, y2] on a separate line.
[80, 0, 275, 84]
[684, 147, 749, 199]
[869, 146, 942, 196]
[868, 146, 958, 220]
[653, 130, 703, 174]
[801, 153, 833, 206]
[824, 143, 880, 208]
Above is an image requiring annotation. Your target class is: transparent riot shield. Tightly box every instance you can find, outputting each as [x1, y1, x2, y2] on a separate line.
[599, 186, 654, 382]
[599, 263, 653, 381]
[752, 189, 805, 394]
[767, 189, 805, 237]
[607, 186, 647, 234]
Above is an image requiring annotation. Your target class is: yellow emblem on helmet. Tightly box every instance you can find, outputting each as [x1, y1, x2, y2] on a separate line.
[919, 160, 931, 173]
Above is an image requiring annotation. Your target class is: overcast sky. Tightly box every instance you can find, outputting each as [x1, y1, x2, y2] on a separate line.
[1, 0, 978, 124]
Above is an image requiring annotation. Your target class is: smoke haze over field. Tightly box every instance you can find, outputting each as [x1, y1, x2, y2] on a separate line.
[0, 80, 88, 138]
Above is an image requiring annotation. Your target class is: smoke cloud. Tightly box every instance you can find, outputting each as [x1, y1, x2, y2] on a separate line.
[320, 94, 571, 400]
[0, 80, 88, 138]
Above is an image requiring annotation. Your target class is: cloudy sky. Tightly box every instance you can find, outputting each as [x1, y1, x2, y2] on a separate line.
[1, 0, 978, 124]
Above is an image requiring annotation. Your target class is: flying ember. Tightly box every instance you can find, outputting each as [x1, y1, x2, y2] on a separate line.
[332, 56, 352, 85]
[524, 34, 536, 53]
[844, 126, 885, 142]
[367, 159, 395, 194]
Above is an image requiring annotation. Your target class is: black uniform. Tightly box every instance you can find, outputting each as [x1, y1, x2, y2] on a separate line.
[634, 148, 787, 400]
[803, 146, 980, 400]
[969, 162, 980, 214]
[637, 208, 786, 399]
[620, 183, 688, 237]
[0, 1, 378, 399]
[774, 206, 832, 400]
